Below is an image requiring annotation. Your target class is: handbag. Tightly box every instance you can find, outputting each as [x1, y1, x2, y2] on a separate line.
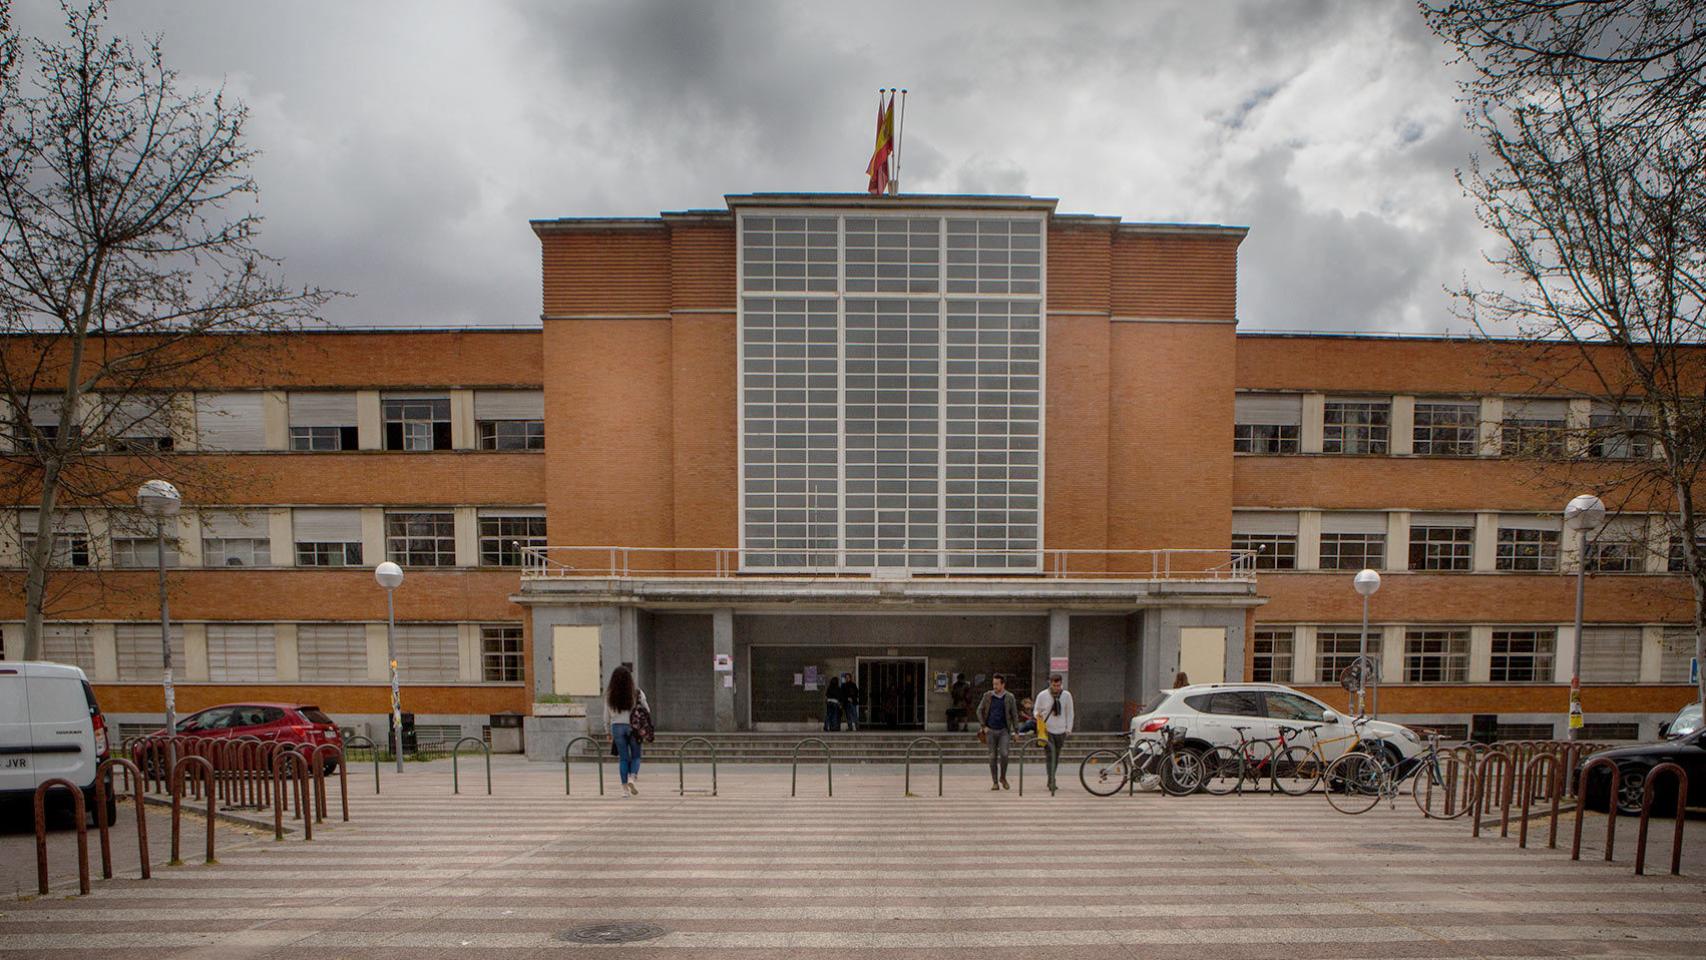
[629, 700, 655, 744]
[977, 726, 988, 745]
[1037, 714, 1049, 743]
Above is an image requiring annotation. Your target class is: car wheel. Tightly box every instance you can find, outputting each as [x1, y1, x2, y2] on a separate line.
[1615, 765, 1646, 816]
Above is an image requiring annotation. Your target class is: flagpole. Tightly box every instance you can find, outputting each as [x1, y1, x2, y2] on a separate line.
[892, 88, 907, 196]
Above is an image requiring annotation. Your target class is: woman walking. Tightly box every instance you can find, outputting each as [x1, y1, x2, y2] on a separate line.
[823, 675, 843, 732]
[606, 665, 650, 796]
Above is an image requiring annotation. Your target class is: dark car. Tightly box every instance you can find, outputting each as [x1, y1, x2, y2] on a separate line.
[1577, 729, 1705, 815]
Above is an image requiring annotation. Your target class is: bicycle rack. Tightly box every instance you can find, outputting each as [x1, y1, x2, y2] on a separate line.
[1571, 757, 1621, 862]
[452, 737, 491, 795]
[1471, 751, 1515, 838]
[791, 737, 833, 797]
[1016, 737, 1045, 796]
[314, 744, 350, 822]
[1518, 753, 1563, 849]
[169, 755, 217, 866]
[563, 736, 606, 796]
[903, 737, 944, 797]
[1633, 762, 1688, 876]
[342, 735, 382, 794]
[95, 758, 150, 881]
[675, 736, 719, 797]
[272, 750, 312, 842]
[33, 778, 90, 896]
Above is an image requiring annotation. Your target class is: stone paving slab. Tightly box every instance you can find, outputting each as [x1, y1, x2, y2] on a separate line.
[1, 755, 1702, 958]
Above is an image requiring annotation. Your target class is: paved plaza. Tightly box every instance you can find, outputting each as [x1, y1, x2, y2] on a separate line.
[3, 755, 1704, 958]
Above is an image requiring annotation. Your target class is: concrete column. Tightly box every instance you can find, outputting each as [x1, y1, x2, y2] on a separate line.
[453, 507, 479, 567]
[175, 513, 202, 568]
[1472, 512, 1499, 572]
[450, 389, 476, 450]
[1469, 624, 1493, 683]
[361, 509, 386, 567]
[1554, 625, 1577, 684]
[1639, 625, 1665, 683]
[1381, 624, 1405, 686]
[617, 607, 641, 675]
[1300, 394, 1326, 453]
[356, 390, 382, 450]
[275, 623, 300, 681]
[183, 623, 209, 681]
[1390, 395, 1415, 456]
[713, 608, 735, 731]
[458, 623, 481, 682]
[170, 394, 198, 452]
[1478, 397, 1504, 456]
[1048, 609, 1070, 684]
[364, 623, 390, 681]
[1385, 512, 1410, 572]
[1566, 398, 1592, 457]
[1293, 625, 1316, 684]
[268, 508, 295, 567]
[1297, 510, 1322, 570]
[262, 390, 290, 450]
[91, 623, 118, 682]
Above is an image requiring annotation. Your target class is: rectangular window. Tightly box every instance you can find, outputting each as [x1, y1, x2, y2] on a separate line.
[1666, 533, 1705, 572]
[1579, 626, 1641, 682]
[1409, 520, 1474, 571]
[1231, 533, 1297, 569]
[845, 216, 941, 294]
[480, 625, 524, 682]
[1501, 399, 1567, 457]
[474, 390, 545, 450]
[741, 215, 839, 294]
[201, 510, 271, 567]
[477, 420, 544, 450]
[297, 624, 369, 682]
[1495, 722, 1557, 740]
[1588, 404, 1653, 459]
[205, 624, 277, 682]
[194, 393, 266, 451]
[395, 624, 459, 682]
[288, 392, 359, 450]
[1322, 399, 1390, 455]
[1251, 628, 1294, 683]
[1579, 722, 1639, 740]
[382, 397, 451, 451]
[99, 397, 174, 452]
[1496, 525, 1560, 571]
[386, 511, 455, 566]
[1489, 628, 1556, 682]
[108, 511, 181, 569]
[478, 512, 545, 567]
[290, 425, 358, 451]
[1412, 401, 1479, 456]
[1319, 533, 1385, 570]
[1316, 630, 1381, 683]
[293, 508, 364, 567]
[945, 216, 1042, 295]
[296, 541, 363, 566]
[1585, 539, 1641, 572]
[20, 533, 91, 568]
[41, 624, 95, 672]
[1233, 394, 1302, 454]
[114, 624, 186, 681]
[1404, 627, 1470, 682]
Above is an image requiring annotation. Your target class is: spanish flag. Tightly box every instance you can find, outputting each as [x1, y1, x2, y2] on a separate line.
[866, 92, 895, 195]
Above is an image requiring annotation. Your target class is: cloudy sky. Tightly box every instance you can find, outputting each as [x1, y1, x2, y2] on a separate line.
[14, 0, 1500, 333]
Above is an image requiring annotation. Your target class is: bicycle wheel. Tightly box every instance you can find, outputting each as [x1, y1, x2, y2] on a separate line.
[1079, 749, 1131, 797]
[1237, 739, 1276, 794]
[1271, 746, 1324, 796]
[1202, 746, 1245, 796]
[1161, 747, 1204, 796]
[1410, 754, 1474, 820]
[1324, 752, 1388, 815]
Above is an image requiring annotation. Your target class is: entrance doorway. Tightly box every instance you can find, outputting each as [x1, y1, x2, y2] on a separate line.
[857, 657, 926, 730]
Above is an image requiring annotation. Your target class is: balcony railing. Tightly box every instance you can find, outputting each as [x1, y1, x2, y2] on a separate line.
[519, 546, 1257, 581]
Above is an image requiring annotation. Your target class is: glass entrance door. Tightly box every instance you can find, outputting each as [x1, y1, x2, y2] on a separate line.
[857, 657, 927, 730]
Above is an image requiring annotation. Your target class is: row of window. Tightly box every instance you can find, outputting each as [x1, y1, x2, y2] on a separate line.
[13, 508, 545, 569]
[28, 622, 524, 683]
[1249, 624, 1693, 684]
[1231, 510, 1688, 573]
[1234, 394, 1652, 459]
[8, 391, 545, 454]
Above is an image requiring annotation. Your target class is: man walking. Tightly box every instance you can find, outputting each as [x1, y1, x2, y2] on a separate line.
[1032, 674, 1074, 794]
[976, 674, 1020, 790]
[840, 672, 862, 731]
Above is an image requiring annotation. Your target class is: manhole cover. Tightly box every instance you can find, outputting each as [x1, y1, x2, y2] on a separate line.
[1360, 842, 1424, 852]
[555, 923, 668, 944]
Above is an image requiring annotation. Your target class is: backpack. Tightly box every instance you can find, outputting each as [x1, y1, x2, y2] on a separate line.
[629, 695, 655, 744]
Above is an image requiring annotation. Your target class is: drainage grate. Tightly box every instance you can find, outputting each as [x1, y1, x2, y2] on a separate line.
[555, 923, 668, 944]
[1360, 842, 1425, 852]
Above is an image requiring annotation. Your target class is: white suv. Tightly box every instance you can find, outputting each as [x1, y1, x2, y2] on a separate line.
[1, 662, 114, 825]
[1130, 682, 1424, 764]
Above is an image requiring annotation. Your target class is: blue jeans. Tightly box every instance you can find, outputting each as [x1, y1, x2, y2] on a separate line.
[612, 723, 642, 783]
[824, 702, 841, 731]
[845, 704, 860, 730]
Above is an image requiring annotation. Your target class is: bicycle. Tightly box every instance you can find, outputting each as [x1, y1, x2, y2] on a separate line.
[1323, 729, 1477, 817]
[1269, 715, 1391, 797]
[1202, 722, 1317, 796]
[1079, 724, 1203, 797]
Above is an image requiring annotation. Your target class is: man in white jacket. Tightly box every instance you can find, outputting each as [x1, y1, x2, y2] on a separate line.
[1032, 674, 1074, 794]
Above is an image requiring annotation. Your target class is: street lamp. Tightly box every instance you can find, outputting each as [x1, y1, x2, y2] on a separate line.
[1353, 568, 1381, 718]
[374, 561, 405, 772]
[136, 480, 181, 760]
[1564, 493, 1607, 741]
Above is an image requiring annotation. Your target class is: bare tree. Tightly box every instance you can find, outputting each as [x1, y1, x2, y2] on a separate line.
[1424, 0, 1706, 709]
[0, 1, 330, 660]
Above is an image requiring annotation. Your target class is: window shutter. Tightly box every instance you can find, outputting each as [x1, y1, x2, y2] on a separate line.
[1232, 511, 1299, 535]
[1320, 512, 1387, 535]
[114, 625, 186, 681]
[395, 624, 459, 682]
[1233, 393, 1301, 426]
[287, 392, 359, 427]
[293, 508, 363, 542]
[103, 396, 171, 437]
[26, 395, 62, 427]
[297, 625, 369, 681]
[1659, 628, 1696, 683]
[201, 510, 268, 540]
[1504, 398, 1568, 420]
[1597, 516, 1647, 541]
[1579, 627, 1641, 682]
[1499, 514, 1562, 532]
[194, 393, 265, 450]
[473, 390, 544, 421]
[41, 624, 95, 671]
[205, 624, 277, 681]
[18, 510, 89, 533]
[475, 506, 546, 519]
[1413, 513, 1475, 527]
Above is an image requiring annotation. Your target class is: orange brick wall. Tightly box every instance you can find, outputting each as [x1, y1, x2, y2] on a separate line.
[93, 683, 526, 716]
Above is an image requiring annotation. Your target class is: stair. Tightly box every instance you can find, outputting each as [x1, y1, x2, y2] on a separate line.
[608, 731, 1134, 764]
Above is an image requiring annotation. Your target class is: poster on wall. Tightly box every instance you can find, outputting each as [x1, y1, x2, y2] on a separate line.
[793, 673, 803, 686]
[934, 672, 949, 692]
[804, 666, 819, 684]
[1050, 657, 1069, 672]
[713, 654, 734, 672]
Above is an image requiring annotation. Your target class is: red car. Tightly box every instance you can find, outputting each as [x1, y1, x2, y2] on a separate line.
[154, 702, 343, 768]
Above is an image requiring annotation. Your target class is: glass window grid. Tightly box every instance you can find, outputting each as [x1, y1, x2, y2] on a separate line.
[1501, 418, 1565, 457]
[1489, 629, 1556, 682]
[743, 296, 841, 568]
[1588, 413, 1653, 459]
[741, 216, 839, 293]
[1404, 628, 1470, 682]
[112, 536, 180, 569]
[1322, 401, 1389, 454]
[1251, 629, 1293, 683]
[289, 425, 356, 451]
[844, 217, 941, 294]
[386, 512, 455, 567]
[1316, 631, 1381, 683]
[1233, 423, 1299, 453]
[1319, 533, 1385, 570]
[943, 298, 1041, 569]
[295, 541, 363, 566]
[382, 398, 450, 452]
[1412, 402, 1479, 456]
[1667, 535, 1706, 572]
[1230, 533, 1297, 570]
[478, 516, 546, 567]
[477, 420, 545, 450]
[844, 298, 942, 569]
[480, 625, 524, 682]
[945, 217, 1042, 296]
[1409, 525, 1474, 571]
[23, 534, 92, 568]
[1585, 538, 1642, 573]
[1496, 528, 1559, 571]
[203, 537, 271, 567]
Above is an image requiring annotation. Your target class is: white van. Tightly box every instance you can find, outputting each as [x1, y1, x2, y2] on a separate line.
[0, 662, 114, 824]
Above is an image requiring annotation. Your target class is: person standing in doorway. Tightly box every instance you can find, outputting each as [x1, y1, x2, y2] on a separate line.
[824, 675, 842, 732]
[976, 674, 1020, 790]
[839, 672, 862, 731]
[1172, 671, 1190, 688]
[605, 665, 650, 797]
[1032, 674, 1074, 794]
[948, 673, 972, 731]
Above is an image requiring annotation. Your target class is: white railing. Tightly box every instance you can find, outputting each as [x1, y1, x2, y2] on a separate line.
[519, 546, 1257, 581]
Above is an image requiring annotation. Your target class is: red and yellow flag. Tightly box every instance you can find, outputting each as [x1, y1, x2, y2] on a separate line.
[866, 92, 895, 195]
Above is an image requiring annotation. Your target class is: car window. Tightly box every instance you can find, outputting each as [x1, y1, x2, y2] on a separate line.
[259, 707, 287, 724]
[1208, 691, 1263, 716]
[300, 708, 332, 724]
[179, 707, 234, 732]
[228, 706, 268, 728]
[1183, 694, 1213, 713]
[1266, 692, 1327, 722]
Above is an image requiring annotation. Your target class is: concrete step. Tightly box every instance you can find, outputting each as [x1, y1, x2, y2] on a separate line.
[588, 732, 1132, 764]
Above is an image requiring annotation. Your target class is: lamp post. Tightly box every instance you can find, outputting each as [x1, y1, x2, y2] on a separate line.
[375, 561, 405, 772]
[1353, 568, 1381, 718]
[136, 480, 181, 763]
[1564, 494, 1607, 741]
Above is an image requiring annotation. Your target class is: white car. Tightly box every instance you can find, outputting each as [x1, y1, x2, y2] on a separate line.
[0, 662, 115, 825]
[1129, 682, 1425, 765]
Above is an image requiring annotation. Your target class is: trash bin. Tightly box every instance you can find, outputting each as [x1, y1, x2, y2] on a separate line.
[389, 711, 417, 756]
[488, 712, 523, 753]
